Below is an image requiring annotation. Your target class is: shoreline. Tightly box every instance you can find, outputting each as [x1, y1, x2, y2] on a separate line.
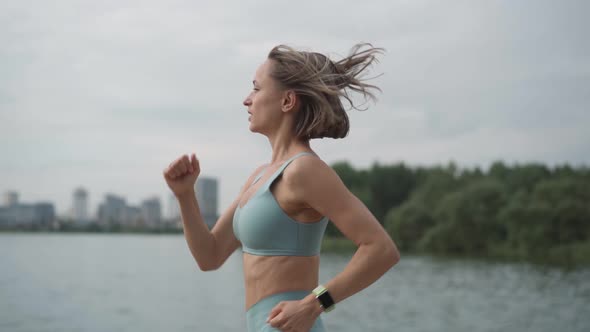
[2, 230, 588, 268]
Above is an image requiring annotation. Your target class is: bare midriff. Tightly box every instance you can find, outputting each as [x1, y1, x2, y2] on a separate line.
[243, 253, 319, 310]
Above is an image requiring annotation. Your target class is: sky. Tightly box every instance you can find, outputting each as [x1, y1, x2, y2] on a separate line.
[1, 0, 589, 217]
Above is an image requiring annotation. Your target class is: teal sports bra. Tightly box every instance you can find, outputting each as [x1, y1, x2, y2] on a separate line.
[232, 152, 329, 256]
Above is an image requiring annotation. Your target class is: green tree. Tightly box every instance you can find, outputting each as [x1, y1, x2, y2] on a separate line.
[368, 162, 416, 222]
[419, 179, 507, 255]
[384, 201, 435, 251]
[410, 166, 462, 207]
[490, 162, 550, 193]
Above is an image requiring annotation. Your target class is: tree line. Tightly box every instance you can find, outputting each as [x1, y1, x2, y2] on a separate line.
[330, 161, 590, 266]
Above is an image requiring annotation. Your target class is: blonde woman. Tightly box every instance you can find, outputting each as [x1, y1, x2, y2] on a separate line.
[163, 43, 400, 332]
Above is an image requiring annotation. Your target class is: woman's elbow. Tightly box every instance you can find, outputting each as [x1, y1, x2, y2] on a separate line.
[383, 237, 400, 268]
[197, 261, 219, 272]
[195, 255, 220, 272]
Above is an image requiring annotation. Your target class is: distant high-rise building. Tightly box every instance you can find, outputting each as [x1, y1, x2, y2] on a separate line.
[194, 177, 218, 228]
[34, 203, 56, 226]
[72, 187, 89, 223]
[125, 206, 142, 226]
[2, 191, 18, 207]
[0, 201, 55, 228]
[97, 194, 126, 225]
[141, 197, 161, 227]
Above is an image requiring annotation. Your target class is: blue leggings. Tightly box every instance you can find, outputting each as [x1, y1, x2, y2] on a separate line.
[246, 290, 327, 331]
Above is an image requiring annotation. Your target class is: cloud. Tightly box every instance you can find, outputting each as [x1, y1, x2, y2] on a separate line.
[1, 0, 589, 214]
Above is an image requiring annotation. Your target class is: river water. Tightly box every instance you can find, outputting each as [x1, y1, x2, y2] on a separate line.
[1, 233, 588, 331]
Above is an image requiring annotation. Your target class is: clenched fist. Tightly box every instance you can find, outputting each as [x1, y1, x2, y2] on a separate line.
[163, 153, 200, 197]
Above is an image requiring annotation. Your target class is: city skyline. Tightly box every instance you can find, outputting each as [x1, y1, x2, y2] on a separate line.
[1, 175, 219, 226]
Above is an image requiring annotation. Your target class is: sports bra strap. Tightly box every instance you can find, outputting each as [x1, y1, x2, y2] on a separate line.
[251, 169, 266, 186]
[261, 152, 314, 191]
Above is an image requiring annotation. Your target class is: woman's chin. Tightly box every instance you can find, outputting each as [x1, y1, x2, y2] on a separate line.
[248, 124, 268, 136]
[248, 123, 258, 133]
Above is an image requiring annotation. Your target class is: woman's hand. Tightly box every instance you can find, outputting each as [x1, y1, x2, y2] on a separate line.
[267, 296, 322, 332]
[163, 153, 200, 197]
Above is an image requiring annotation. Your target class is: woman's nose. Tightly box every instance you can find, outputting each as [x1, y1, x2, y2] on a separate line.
[243, 96, 251, 106]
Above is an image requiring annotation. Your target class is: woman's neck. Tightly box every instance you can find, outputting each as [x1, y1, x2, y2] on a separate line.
[267, 132, 311, 164]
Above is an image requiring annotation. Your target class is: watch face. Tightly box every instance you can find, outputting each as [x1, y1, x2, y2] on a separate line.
[318, 291, 335, 309]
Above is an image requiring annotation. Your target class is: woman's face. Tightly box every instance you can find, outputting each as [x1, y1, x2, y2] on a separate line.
[243, 59, 285, 134]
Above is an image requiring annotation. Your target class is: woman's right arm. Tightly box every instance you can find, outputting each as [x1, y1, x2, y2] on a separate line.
[164, 153, 265, 271]
[175, 191, 238, 271]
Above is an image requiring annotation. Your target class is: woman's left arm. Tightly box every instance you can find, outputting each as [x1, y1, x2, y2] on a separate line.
[296, 158, 400, 308]
[267, 157, 400, 330]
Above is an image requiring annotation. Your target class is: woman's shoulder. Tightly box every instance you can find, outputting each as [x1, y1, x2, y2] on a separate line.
[283, 153, 333, 184]
[282, 153, 348, 201]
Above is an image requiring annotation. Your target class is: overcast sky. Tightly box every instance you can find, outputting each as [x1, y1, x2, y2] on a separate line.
[1, 0, 588, 217]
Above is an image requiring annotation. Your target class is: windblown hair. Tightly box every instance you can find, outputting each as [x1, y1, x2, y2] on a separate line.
[267, 43, 383, 139]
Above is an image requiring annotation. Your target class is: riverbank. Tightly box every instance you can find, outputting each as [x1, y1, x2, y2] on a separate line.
[2, 229, 588, 267]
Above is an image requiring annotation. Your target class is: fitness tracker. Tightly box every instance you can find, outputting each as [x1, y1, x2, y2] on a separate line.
[312, 285, 335, 312]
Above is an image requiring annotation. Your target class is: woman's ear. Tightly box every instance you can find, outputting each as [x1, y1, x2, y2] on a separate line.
[281, 90, 298, 113]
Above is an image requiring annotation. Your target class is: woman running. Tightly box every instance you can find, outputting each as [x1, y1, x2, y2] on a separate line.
[163, 43, 400, 332]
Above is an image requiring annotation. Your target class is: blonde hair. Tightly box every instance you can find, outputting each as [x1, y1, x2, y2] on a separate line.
[267, 43, 383, 139]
